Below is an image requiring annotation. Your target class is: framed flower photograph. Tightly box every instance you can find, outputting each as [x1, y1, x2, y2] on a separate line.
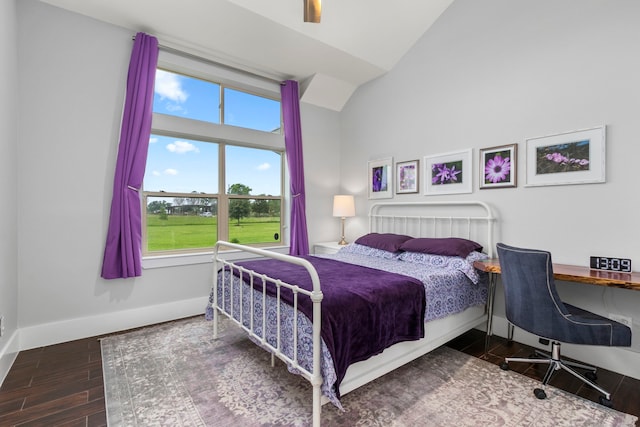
[525, 126, 606, 187]
[423, 149, 472, 196]
[396, 160, 419, 194]
[479, 144, 517, 189]
[368, 157, 393, 199]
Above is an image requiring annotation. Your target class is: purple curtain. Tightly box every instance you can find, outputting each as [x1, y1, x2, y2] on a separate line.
[101, 33, 158, 279]
[281, 80, 310, 256]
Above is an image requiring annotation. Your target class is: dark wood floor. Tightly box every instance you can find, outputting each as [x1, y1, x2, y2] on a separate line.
[0, 333, 106, 427]
[1, 324, 638, 426]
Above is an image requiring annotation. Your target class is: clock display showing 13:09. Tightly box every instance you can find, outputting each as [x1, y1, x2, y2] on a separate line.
[590, 256, 632, 273]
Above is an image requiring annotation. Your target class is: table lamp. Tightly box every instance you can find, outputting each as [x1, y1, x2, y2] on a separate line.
[333, 195, 355, 245]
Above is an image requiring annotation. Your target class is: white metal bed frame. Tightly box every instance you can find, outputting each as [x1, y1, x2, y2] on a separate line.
[210, 201, 495, 427]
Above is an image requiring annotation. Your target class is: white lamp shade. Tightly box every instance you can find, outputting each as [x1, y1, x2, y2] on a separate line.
[333, 195, 355, 217]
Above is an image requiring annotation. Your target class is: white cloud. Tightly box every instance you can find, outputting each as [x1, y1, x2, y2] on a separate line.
[149, 137, 158, 144]
[257, 162, 271, 171]
[165, 104, 186, 113]
[152, 170, 161, 176]
[164, 168, 178, 175]
[166, 140, 200, 154]
[155, 70, 188, 103]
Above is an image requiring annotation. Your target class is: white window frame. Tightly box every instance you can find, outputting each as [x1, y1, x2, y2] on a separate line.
[142, 51, 290, 269]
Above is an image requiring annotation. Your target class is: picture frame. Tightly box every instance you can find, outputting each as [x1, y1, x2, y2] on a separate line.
[423, 149, 473, 196]
[396, 160, 419, 194]
[525, 125, 606, 187]
[368, 157, 393, 199]
[479, 144, 517, 189]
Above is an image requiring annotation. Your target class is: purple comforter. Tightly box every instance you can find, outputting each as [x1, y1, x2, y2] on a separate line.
[232, 256, 426, 394]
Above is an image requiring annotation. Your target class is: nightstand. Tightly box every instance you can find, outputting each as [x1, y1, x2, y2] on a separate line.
[313, 241, 344, 255]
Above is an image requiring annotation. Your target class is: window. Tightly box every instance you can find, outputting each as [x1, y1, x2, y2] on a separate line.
[154, 69, 220, 124]
[223, 87, 281, 132]
[143, 66, 284, 256]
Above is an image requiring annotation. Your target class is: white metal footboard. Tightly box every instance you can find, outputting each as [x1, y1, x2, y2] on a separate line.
[211, 241, 324, 427]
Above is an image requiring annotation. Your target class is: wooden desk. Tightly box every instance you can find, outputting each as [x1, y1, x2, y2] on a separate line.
[474, 259, 640, 291]
[474, 259, 640, 354]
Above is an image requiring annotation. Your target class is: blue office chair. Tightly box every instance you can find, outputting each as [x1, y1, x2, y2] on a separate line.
[496, 243, 632, 407]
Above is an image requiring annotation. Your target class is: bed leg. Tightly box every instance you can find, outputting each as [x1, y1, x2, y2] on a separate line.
[271, 353, 275, 367]
[312, 383, 321, 427]
[212, 307, 219, 340]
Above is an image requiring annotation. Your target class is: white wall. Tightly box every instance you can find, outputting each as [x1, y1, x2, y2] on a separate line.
[341, 0, 640, 378]
[0, 0, 19, 383]
[13, 0, 341, 350]
[299, 103, 343, 246]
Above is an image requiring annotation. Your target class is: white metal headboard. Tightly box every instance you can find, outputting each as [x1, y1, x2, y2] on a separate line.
[368, 201, 496, 257]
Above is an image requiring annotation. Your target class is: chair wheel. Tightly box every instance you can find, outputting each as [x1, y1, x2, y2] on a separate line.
[584, 371, 597, 382]
[599, 396, 613, 408]
[500, 362, 510, 371]
[534, 388, 547, 399]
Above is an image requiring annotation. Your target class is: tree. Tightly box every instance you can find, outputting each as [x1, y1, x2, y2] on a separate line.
[252, 198, 269, 217]
[267, 199, 281, 217]
[148, 200, 171, 220]
[228, 183, 252, 225]
[147, 200, 170, 214]
[228, 183, 251, 195]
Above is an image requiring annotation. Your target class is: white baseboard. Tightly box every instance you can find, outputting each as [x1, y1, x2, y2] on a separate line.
[489, 315, 640, 381]
[18, 297, 208, 351]
[0, 329, 20, 386]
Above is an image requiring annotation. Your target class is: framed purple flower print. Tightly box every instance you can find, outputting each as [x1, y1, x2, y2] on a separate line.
[423, 149, 472, 196]
[525, 125, 606, 187]
[479, 144, 517, 189]
[396, 160, 419, 194]
[368, 157, 393, 199]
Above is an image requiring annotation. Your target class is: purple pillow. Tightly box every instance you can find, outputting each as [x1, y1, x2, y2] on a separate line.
[354, 233, 413, 252]
[399, 237, 483, 258]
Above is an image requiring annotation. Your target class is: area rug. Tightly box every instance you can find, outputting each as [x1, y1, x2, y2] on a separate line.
[101, 316, 637, 426]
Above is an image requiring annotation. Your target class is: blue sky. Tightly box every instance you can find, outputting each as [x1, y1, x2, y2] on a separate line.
[144, 70, 282, 196]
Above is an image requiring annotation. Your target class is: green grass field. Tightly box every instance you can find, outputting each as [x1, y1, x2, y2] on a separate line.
[146, 215, 281, 251]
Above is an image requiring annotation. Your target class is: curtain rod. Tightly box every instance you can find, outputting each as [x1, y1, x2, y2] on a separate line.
[132, 34, 284, 86]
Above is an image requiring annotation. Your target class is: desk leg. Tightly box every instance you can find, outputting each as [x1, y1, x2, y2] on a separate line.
[484, 272, 497, 356]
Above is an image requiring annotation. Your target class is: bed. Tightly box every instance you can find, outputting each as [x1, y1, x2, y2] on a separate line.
[206, 201, 496, 427]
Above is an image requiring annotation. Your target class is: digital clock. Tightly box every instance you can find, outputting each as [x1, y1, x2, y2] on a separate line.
[590, 256, 632, 273]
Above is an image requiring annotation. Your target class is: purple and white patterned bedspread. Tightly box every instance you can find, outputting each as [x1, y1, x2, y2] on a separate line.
[318, 250, 488, 322]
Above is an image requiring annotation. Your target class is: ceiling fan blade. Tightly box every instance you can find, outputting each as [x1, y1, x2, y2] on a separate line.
[303, 0, 321, 23]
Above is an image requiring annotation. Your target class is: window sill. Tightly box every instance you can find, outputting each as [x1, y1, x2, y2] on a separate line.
[142, 245, 291, 269]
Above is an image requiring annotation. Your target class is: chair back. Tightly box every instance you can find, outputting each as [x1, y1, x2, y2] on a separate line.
[496, 243, 569, 340]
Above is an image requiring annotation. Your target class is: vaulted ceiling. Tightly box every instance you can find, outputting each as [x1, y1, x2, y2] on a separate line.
[39, 0, 454, 110]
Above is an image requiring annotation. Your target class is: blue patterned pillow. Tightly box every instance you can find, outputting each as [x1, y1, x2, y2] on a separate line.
[398, 250, 488, 283]
[338, 243, 400, 259]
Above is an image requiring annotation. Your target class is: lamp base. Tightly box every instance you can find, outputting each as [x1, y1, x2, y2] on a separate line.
[337, 216, 349, 245]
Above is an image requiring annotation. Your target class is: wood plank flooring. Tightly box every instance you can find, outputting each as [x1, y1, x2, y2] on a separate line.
[1, 323, 638, 426]
[0, 334, 106, 426]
